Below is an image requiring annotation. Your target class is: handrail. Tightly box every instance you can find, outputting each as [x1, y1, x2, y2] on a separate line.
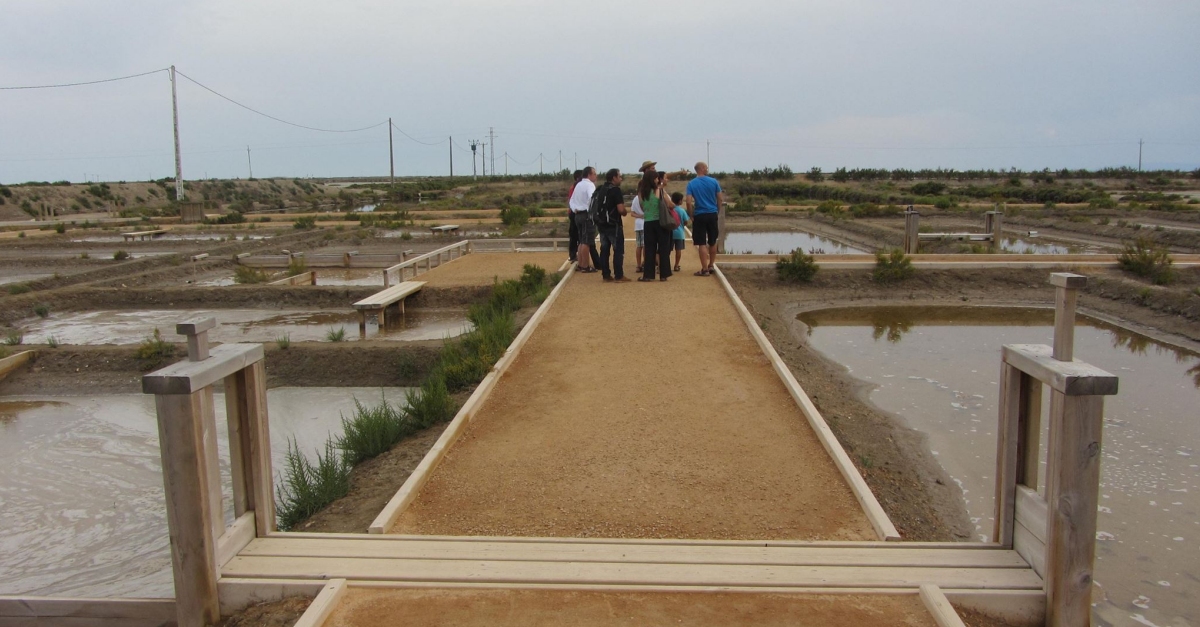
[383, 240, 469, 287]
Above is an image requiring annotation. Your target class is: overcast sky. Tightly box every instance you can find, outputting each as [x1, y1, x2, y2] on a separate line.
[2, 0, 1198, 183]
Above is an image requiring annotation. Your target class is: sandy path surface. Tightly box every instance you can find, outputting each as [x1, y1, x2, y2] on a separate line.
[390, 251, 875, 540]
[325, 589, 937, 627]
[418, 252, 567, 287]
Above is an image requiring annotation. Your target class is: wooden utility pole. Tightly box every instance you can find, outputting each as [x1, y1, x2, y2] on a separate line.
[169, 65, 184, 201]
[246, 146, 253, 180]
[449, 136, 453, 177]
[388, 118, 394, 188]
[1138, 139, 1143, 172]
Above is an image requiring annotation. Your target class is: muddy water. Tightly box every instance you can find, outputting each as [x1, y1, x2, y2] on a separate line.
[724, 231, 868, 255]
[0, 387, 412, 598]
[199, 269, 384, 287]
[20, 308, 472, 344]
[798, 306, 1199, 626]
[998, 236, 1103, 254]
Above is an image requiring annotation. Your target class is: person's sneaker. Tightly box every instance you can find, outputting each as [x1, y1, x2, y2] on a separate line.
[602, 276, 614, 282]
[614, 277, 631, 283]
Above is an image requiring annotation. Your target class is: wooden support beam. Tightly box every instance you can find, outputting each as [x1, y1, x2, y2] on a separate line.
[1001, 345, 1118, 396]
[154, 391, 220, 626]
[142, 343, 264, 395]
[240, 360, 276, 537]
[1049, 273, 1086, 361]
[292, 579, 347, 627]
[1044, 393, 1105, 627]
[920, 584, 967, 627]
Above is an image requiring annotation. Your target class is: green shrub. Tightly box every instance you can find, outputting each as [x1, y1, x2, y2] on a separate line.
[933, 197, 954, 210]
[336, 397, 415, 465]
[805, 167, 824, 182]
[326, 327, 347, 342]
[499, 205, 530, 227]
[113, 250, 130, 261]
[519, 263, 546, 291]
[395, 352, 419, 380]
[776, 249, 820, 282]
[46, 335, 59, 349]
[275, 439, 351, 531]
[910, 182, 947, 196]
[54, 223, 66, 234]
[873, 249, 914, 283]
[730, 195, 767, 212]
[405, 375, 454, 428]
[234, 266, 270, 284]
[4, 330, 23, 346]
[815, 200, 841, 214]
[33, 304, 49, 318]
[135, 328, 176, 368]
[293, 216, 316, 229]
[286, 257, 308, 277]
[1117, 237, 1174, 285]
[6, 283, 31, 295]
[275, 333, 291, 350]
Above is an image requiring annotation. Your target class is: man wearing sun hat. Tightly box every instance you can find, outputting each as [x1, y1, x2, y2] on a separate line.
[638, 160, 657, 174]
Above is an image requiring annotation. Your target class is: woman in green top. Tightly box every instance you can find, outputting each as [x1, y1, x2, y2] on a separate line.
[638, 170, 675, 281]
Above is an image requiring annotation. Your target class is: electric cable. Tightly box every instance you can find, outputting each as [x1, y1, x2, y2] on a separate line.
[175, 70, 387, 133]
[0, 67, 169, 90]
[389, 121, 446, 146]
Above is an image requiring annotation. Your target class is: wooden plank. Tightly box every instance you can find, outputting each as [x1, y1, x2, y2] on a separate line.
[223, 371, 250, 518]
[154, 392, 220, 626]
[0, 350, 35, 383]
[267, 271, 316, 286]
[1013, 520, 1046, 578]
[1001, 344, 1118, 396]
[0, 598, 175, 619]
[352, 281, 425, 309]
[292, 579, 347, 627]
[142, 343, 263, 395]
[275, 531, 999, 550]
[368, 265, 578, 534]
[239, 537, 1028, 569]
[1019, 375, 1043, 489]
[714, 267, 901, 541]
[217, 578, 326, 616]
[920, 584, 967, 627]
[217, 512, 257, 569]
[199, 388, 224, 547]
[1014, 486, 1047, 545]
[943, 590, 1044, 627]
[222, 556, 1043, 590]
[1052, 281, 1080, 360]
[1044, 393, 1105, 627]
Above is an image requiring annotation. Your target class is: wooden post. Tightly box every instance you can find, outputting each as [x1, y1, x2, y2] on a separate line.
[154, 391, 220, 627]
[175, 319, 223, 543]
[1045, 392, 1105, 627]
[903, 208, 920, 254]
[1050, 273, 1086, 361]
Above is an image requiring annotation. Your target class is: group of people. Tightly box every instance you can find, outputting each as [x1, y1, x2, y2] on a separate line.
[567, 160, 725, 282]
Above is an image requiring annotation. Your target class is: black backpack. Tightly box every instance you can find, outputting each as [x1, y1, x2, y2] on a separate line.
[588, 183, 614, 227]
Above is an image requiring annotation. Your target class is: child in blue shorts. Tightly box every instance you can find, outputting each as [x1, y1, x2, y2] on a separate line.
[670, 192, 689, 271]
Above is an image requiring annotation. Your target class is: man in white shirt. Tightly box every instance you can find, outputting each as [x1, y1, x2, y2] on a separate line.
[568, 166, 600, 272]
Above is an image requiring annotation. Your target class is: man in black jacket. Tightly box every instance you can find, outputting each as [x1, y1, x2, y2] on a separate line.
[595, 168, 628, 282]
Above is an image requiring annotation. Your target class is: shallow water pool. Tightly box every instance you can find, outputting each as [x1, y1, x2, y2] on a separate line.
[798, 306, 1199, 626]
[724, 231, 867, 255]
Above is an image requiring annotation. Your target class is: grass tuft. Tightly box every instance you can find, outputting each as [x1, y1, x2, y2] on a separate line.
[326, 327, 346, 342]
[234, 266, 270, 284]
[135, 328, 176, 368]
[275, 333, 291, 350]
[4, 330, 23, 346]
[872, 249, 914, 283]
[1117, 237, 1174, 285]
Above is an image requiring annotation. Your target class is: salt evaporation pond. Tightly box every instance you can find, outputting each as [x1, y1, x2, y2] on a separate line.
[20, 308, 472, 344]
[798, 306, 1199, 626]
[0, 387, 413, 598]
[724, 231, 867, 255]
[998, 236, 1105, 255]
[201, 269, 385, 287]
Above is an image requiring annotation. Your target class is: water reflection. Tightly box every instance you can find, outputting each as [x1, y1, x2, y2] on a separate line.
[798, 306, 1200, 625]
[724, 231, 867, 255]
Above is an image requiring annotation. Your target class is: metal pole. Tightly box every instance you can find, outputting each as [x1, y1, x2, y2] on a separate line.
[489, 127, 496, 176]
[246, 146, 252, 180]
[505, 152, 508, 176]
[449, 136, 453, 177]
[170, 65, 184, 201]
[388, 118, 394, 188]
[1138, 139, 1143, 172]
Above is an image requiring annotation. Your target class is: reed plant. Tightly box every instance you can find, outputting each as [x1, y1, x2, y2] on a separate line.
[276, 439, 350, 531]
[336, 397, 414, 465]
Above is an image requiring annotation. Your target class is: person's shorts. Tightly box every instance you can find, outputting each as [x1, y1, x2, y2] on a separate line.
[673, 238, 685, 251]
[574, 212, 596, 243]
[692, 212, 719, 246]
[635, 230, 644, 247]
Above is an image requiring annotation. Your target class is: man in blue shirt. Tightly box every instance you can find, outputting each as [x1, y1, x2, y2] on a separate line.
[684, 161, 725, 276]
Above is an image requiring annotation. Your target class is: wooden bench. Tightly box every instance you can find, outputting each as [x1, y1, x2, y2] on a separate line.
[121, 229, 167, 241]
[430, 224, 460, 235]
[352, 281, 425, 334]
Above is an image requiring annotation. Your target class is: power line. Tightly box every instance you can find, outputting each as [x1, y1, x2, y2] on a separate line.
[0, 67, 169, 90]
[389, 121, 445, 146]
[174, 70, 387, 133]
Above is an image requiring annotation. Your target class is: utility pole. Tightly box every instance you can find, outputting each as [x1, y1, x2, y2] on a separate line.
[449, 136, 453, 177]
[469, 140, 479, 179]
[539, 153, 543, 175]
[574, 152, 577, 170]
[707, 139, 711, 167]
[489, 127, 496, 176]
[1138, 138, 1144, 172]
[481, 142, 487, 176]
[246, 146, 253, 180]
[388, 117, 394, 188]
[504, 152, 509, 176]
[558, 150, 562, 172]
[169, 65, 184, 201]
